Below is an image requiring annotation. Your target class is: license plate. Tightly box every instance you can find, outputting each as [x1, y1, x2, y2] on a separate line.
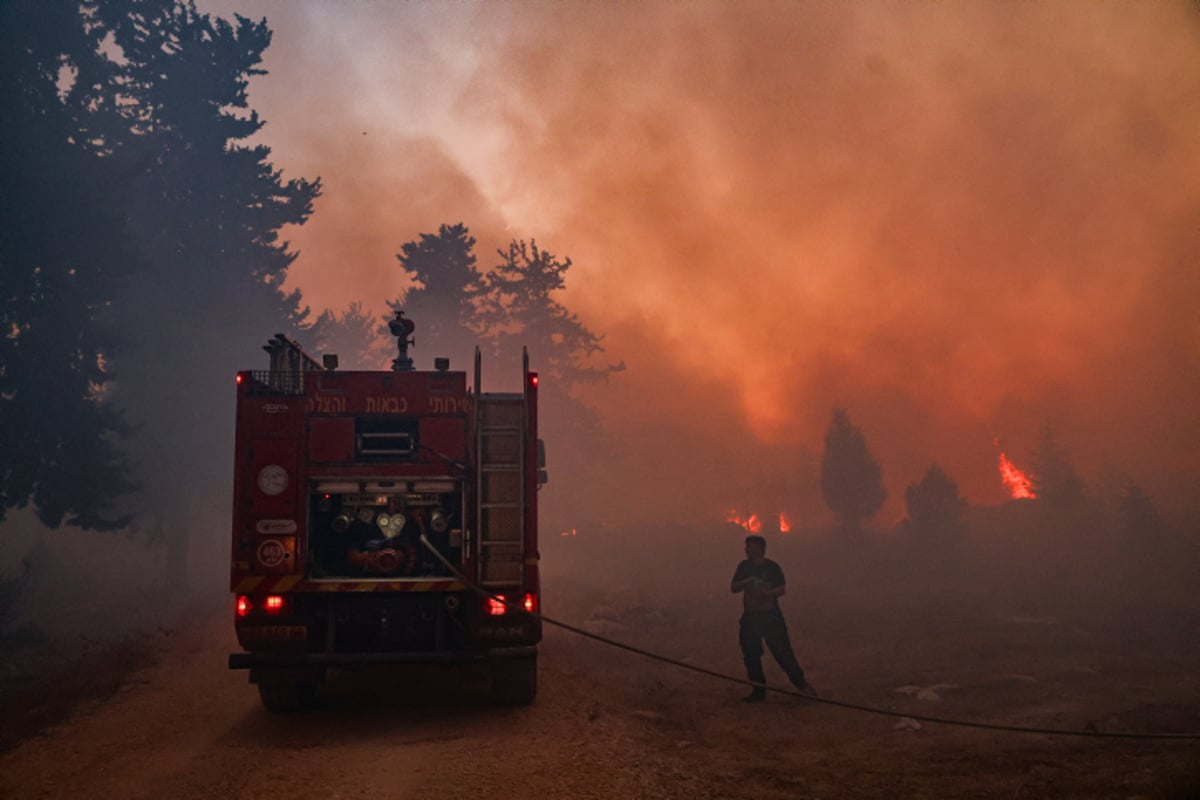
[242, 625, 307, 641]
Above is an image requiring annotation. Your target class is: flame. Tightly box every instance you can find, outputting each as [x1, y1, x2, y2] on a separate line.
[726, 509, 762, 533]
[998, 452, 1036, 499]
[778, 512, 791, 533]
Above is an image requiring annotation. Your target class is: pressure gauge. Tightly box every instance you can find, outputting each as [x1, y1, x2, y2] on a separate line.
[257, 465, 288, 496]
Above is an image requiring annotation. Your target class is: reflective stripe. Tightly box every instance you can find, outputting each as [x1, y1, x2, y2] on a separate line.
[272, 574, 303, 593]
[240, 578, 467, 593]
[234, 576, 264, 594]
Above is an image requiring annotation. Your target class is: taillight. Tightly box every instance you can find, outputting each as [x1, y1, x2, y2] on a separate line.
[237, 594, 288, 617]
[485, 594, 536, 616]
[236, 373, 244, 385]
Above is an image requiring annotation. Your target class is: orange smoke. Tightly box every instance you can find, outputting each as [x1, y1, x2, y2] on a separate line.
[237, 1, 1200, 527]
[998, 452, 1036, 499]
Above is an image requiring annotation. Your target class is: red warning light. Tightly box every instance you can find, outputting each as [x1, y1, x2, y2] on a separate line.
[529, 373, 539, 387]
[236, 373, 243, 385]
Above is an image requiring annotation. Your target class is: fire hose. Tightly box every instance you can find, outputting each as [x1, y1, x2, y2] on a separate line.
[417, 535, 1200, 741]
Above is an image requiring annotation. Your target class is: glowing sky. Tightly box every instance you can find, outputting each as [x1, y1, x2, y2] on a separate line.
[198, 0, 1199, 526]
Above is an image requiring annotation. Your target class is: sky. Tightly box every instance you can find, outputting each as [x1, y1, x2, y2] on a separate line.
[198, 0, 1199, 529]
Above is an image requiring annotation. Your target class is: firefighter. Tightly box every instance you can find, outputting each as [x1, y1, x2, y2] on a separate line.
[729, 534, 815, 702]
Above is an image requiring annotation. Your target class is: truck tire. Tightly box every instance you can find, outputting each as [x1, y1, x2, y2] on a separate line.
[257, 680, 318, 713]
[490, 655, 537, 706]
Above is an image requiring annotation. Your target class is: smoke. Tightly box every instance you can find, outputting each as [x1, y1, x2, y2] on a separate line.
[200, 0, 1200, 528]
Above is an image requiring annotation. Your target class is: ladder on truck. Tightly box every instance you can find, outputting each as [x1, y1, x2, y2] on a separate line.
[475, 349, 529, 588]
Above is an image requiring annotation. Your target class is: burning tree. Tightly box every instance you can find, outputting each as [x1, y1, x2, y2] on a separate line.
[902, 464, 968, 543]
[998, 451, 1036, 499]
[820, 408, 886, 535]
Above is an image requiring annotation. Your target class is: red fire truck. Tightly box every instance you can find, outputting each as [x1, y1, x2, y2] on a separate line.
[228, 312, 544, 711]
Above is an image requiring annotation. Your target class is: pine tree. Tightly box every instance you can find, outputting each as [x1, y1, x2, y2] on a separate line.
[93, 1, 319, 582]
[1031, 424, 1085, 510]
[311, 302, 390, 370]
[389, 223, 482, 370]
[902, 464, 967, 543]
[1116, 482, 1165, 543]
[0, 0, 138, 528]
[479, 239, 622, 391]
[820, 407, 886, 534]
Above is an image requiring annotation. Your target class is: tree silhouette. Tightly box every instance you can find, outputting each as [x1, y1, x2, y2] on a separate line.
[1, 0, 318, 569]
[902, 464, 967, 542]
[820, 407, 886, 534]
[479, 239, 622, 390]
[1116, 482, 1165, 543]
[478, 239, 623, 514]
[312, 302, 389, 370]
[0, 0, 138, 528]
[1031, 424, 1085, 510]
[94, 1, 318, 571]
[387, 229, 622, 515]
[390, 223, 483, 370]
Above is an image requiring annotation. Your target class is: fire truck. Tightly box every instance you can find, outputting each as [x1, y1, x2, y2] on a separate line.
[228, 312, 544, 711]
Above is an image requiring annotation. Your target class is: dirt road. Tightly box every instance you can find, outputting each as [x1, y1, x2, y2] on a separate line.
[3, 533, 1198, 799]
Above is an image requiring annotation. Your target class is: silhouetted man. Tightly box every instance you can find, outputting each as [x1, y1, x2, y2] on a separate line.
[730, 534, 814, 702]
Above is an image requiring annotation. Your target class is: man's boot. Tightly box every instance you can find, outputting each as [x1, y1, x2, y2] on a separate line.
[742, 687, 767, 703]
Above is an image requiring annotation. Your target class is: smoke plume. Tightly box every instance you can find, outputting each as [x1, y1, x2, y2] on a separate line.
[203, 0, 1200, 527]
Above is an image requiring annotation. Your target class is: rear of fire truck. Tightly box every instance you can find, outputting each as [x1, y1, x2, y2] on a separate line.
[228, 312, 544, 712]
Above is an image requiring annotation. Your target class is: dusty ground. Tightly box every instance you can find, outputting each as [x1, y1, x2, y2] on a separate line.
[2, 526, 1198, 799]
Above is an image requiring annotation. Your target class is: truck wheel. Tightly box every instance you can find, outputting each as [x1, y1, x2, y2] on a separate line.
[491, 655, 537, 706]
[257, 680, 317, 713]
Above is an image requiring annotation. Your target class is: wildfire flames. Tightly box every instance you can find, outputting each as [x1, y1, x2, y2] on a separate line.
[727, 510, 792, 533]
[997, 452, 1036, 499]
[727, 510, 762, 533]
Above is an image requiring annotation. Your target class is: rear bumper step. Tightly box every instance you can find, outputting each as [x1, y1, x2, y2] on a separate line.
[229, 645, 536, 670]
